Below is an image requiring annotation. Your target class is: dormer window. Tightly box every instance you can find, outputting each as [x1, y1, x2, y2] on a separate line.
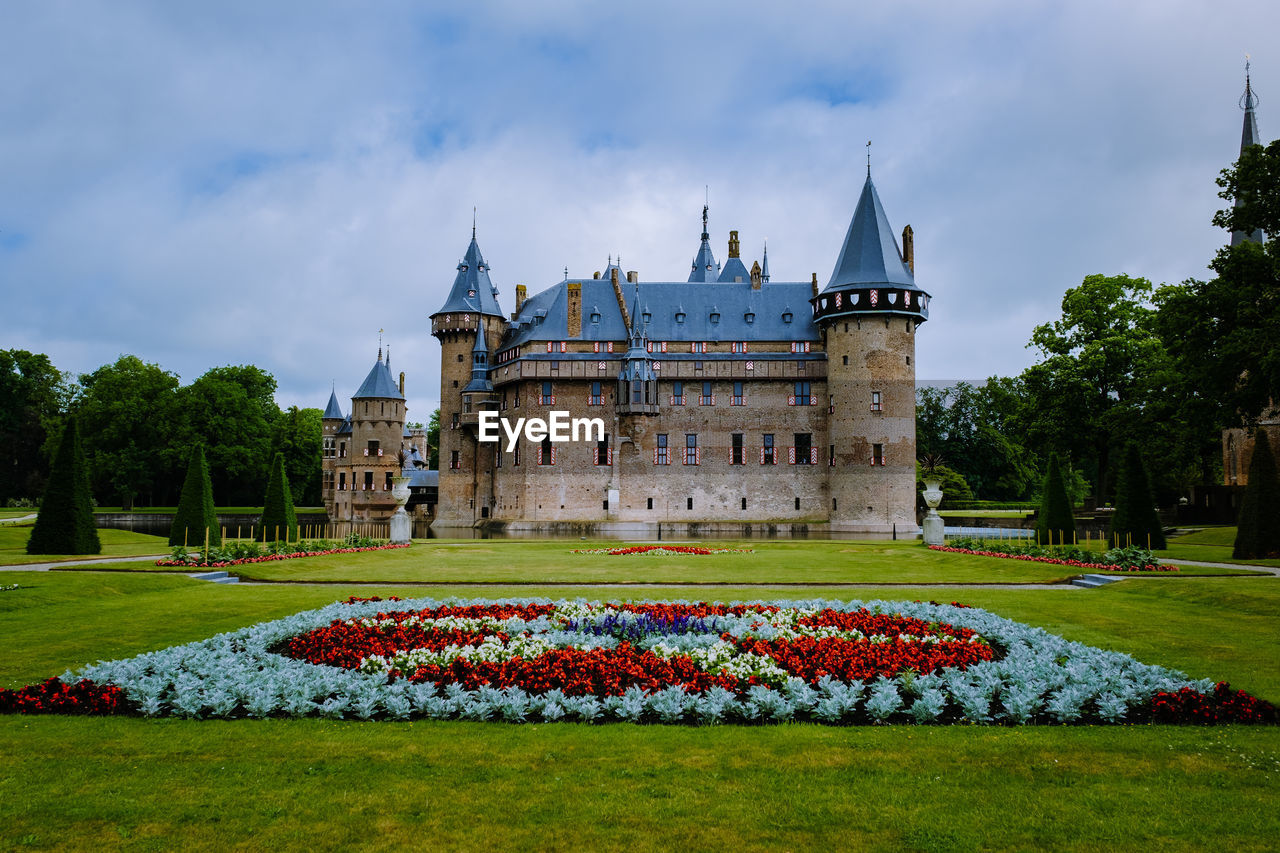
[782, 311, 793, 324]
[709, 310, 721, 324]
[744, 312, 755, 324]
[642, 311, 651, 324]
[590, 312, 601, 324]
[675, 311, 686, 323]
[467, 290, 476, 297]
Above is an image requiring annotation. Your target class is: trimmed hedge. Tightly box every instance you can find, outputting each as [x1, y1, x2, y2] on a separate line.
[1110, 444, 1166, 550]
[260, 452, 298, 543]
[26, 416, 100, 555]
[169, 445, 221, 548]
[1034, 453, 1076, 545]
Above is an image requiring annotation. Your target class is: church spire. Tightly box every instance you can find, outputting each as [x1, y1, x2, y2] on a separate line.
[1232, 57, 1265, 247]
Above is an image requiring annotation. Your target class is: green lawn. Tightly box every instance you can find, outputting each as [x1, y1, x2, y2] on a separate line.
[0, 568, 1278, 850]
[1163, 526, 1280, 569]
[0, 528, 169, 565]
[92, 506, 326, 514]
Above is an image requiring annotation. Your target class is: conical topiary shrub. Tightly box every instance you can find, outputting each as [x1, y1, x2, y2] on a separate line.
[169, 445, 220, 548]
[1234, 431, 1280, 559]
[1035, 452, 1077, 546]
[26, 416, 100, 555]
[260, 451, 298, 543]
[1110, 444, 1167, 550]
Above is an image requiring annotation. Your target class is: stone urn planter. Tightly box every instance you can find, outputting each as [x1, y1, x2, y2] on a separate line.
[389, 475, 412, 544]
[921, 477, 944, 546]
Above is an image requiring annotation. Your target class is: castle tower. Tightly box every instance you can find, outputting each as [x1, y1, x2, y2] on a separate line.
[347, 348, 407, 521]
[320, 387, 344, 515]
[812, 171, 931, 533]
[430, 230, 507, 525]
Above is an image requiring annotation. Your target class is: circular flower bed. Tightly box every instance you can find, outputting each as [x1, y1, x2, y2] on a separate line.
[6, 597, 1270, 725]
[572, 546, 753, 555]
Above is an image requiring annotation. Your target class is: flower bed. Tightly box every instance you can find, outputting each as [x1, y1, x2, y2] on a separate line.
[930, 544, 1177, 572]
[157, 542, 408, 569]
[3, 596, 1271, 725]
[572, 546, 753, 556]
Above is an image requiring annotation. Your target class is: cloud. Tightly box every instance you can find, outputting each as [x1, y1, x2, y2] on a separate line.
[0, 0, 1275, 420]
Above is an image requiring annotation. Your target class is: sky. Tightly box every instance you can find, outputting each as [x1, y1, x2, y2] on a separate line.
[1, 0, 1275, 424]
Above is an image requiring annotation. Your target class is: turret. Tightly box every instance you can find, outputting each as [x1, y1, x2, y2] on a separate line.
[320, 387, 344, 510]
[688, 204, 720, 282]
[617, 287, 658, 416]
[813, 170, 928, 534]
[344, 348, 408, 519]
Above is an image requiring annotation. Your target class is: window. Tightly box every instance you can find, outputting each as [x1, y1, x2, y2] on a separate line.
[731, 341, 747, 353]
[790, 341, 810, 353]
[761, 434, 776, 465]
[741, 498, 747, 510]
[732, 382, 744, 406]
[655, 434, 669, 465]
[700, 381, 714, 406]
[795, 497, 801, 510]
[843, 355, 849, 366]
[631, 380, 643, 405]
[791, 381, 812, 406]
[872, 443, 885, 466]
[539, 437, 555, 465]
[364, 471, 374, 490]
[871, 391, 882, 412]
[450, 450, 460, 470]
[514, 389, 520, 408]
[338, 472, 346, 491]
[590, 381, 603, 406]
[540, 381, 554, 405]
[731, 433, 744, 465]
[501, 390, 508, 411]
[791, 433, 814, 465]
[595, 434, 612, 466]
[647, 497, 654, 510]
[687, 497, 693, 510]
[690, 341, 706, 353]
[684, 434, 699, 465]
[546, 341, 567, 353]
[513, 444, 520, 466]
[384, 471, 393, 491]
[671, 382, 685, 406]
[828, 394, 835, 414]
[365, 440, 380, 457]
[451, 412, 459, 429]
[829, 444, 836, 466]
[591, 342, 616, 354]
[339, 441, 346, 458]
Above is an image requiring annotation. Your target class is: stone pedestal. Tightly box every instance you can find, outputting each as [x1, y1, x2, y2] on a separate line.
[921, 478, 945, 546]
[389, 476, 412, 545]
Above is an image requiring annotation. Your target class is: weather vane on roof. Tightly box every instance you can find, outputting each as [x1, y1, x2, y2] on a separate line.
[378, 329, 384, 360]
[472, 207, 476, 238]
[866, 140, 872, 176]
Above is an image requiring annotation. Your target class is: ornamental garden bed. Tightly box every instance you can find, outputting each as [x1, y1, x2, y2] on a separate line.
[1, 597, 1270, 725]
[932, 539, 1175, 572]
[572, 546, 754, 556]
[157, 538, 406, 569]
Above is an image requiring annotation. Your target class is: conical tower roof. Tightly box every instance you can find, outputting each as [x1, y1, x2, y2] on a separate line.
[322, 388, 344, 420]
[1232, 62, 1266, 246]
[823, 174, 916, 291]
[688, 204, 719, 282]
[353, 353, 404, 400]
[432, 233, 506, 318]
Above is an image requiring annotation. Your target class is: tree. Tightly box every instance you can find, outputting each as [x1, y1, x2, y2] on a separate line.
[260, 452, 297, 542]
[427, 408, 440, 470]
[0, 350, 68, 504]
[178, 365, 279, 505]
[1213, 138, 1280, 238]
[169, 445, 220, 547]
[1022, 274, 1172, 501]
[915, 462, 973, 509]
[915, 382, 1039, 501]
[1110, 444, 1166, 550]
[271, 406, 322, 507]
[1233, 432, 1280, 559]
[73, 355, 181, 509]
[1035, 453, 1076, 546]
[26, 416, 100, 555]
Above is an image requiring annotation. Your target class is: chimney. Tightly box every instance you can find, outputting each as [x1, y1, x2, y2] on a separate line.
[611, 267, 630, 328]
[811, 273, 819, 299]
[399, 371, 405, 396]
[750, 261, 762, 290]
[515, 284, 527, 313]
[567, 282, 582, 337]
[592, 271, 601, 279]
[902, 225, 914, 273]
[728, 230, 740, 259]
[626, 270, 638, 283]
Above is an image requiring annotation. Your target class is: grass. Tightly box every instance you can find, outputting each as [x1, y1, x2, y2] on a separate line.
[92, 506, 326, 514]
[0, 528, 169, 565]
[0, 568, 1278, 850]
[1163, 526, 1280, 569]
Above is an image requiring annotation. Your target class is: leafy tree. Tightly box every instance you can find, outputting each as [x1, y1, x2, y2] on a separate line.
[1034, 453, 1076, 546]
[1233, 432, 1280, 559]
[915, 462, 973, 509]
[1110, 444, 1166, 550]
[74, 355, 181, 509]
[0, 350, 68, 503]
[1022, 274, 1172, 501]
[169, 445, 220, 547]
[178, 365, 279, 505]
[1213, 138, 1280, 238]
[427, 408, 440, 470]
[271, 406, 322, 507]
[916, 382, 1038, 501]
[260, 452, 297, 542]
[26, 416, 100, 555]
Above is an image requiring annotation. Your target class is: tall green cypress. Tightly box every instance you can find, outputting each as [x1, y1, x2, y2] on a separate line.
[1234, 431, 1280, 559]
[27, 416, 100, 555]
[1035, 453, 1077, 545]
[169, 445, 220, 547]
[260, 452, 298, 543]
[1110, 444, 1167, 550]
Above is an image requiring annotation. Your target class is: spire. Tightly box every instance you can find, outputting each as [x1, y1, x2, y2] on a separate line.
[431, 229, 506, 318]
[824, 174, 915, 291]
[762, 240, 770, 283]
[462, 320, 494, 394]
[688, 202, 719, 282]
[1233, 57, 1265, 246]
[323, 387, 344, 420]
[353, 352, 404, 400]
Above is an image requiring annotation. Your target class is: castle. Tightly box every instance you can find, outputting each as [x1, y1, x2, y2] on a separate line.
[425, 169, 931, 533]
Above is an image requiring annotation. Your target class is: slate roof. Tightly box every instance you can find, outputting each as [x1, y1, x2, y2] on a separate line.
[353, 356, 404, 400]
[336, 415, 352, 436]
[717, 256, 751, 283]
[462, 320, 495, 394]
[823, 174, 916, 292]
[322, 389, 344, 420]
[1232, 68, 1266, 247]
[432, 234, 506, 318]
